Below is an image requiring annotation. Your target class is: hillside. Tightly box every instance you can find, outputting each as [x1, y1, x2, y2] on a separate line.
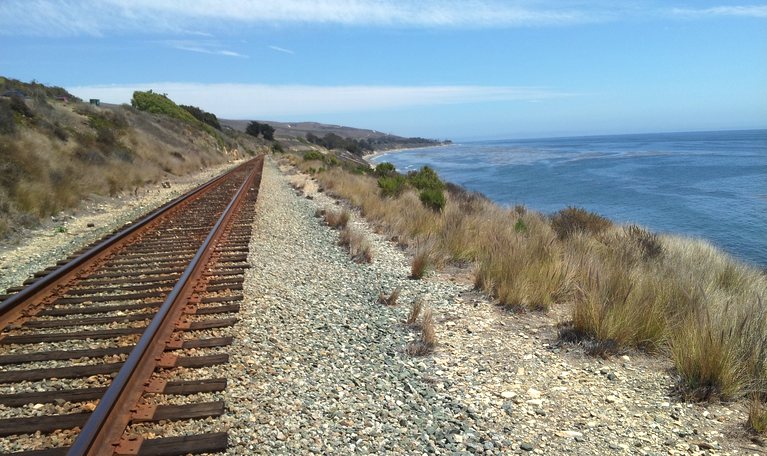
[222, 119, 450, 151]
[0, 77, 268, 238]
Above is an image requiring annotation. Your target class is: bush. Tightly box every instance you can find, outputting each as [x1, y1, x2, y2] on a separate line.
[246, 121, 275, 140]
[131, 90, 198, 124]
[180, 104, 221, 130]
[375, 162, 396, 177]
[624, 224, 663, 260]
[271, 142, 284, 153]
[419, 188, 446, 211]
[550, 206, 612, 240]
[324, 155, 339, 166]
[0, 99, 16, 134]
[9, 95, 34, 119]
[303, 151, 323, 161]
[408, 166, 444, 191]
[378, 175, 407, 198]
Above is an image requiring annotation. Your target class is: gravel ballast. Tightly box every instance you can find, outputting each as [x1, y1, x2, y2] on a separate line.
[222, 159, 490, 454]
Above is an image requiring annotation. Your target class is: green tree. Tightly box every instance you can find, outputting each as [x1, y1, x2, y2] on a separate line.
[246, 121, 276, 140]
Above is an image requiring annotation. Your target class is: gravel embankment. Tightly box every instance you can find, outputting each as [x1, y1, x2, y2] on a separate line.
[219, 157, 754, 455]
[0, 159, 243, 294]
[221, 158, 494, 454]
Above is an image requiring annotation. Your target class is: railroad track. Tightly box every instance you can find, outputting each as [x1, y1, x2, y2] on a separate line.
[0, 155, 264, 455]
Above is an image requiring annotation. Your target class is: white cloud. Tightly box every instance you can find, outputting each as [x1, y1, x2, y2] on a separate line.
[669, 5, 767, 18]
[269, 45, 295, 55]
[66, 82, 576, 118]
[0, 0, 603, 36]
[163, 40, 247, 58]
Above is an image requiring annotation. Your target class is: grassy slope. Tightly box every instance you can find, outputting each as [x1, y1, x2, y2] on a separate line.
[0, 79, 268, 238]
[286, 149, 767, 431]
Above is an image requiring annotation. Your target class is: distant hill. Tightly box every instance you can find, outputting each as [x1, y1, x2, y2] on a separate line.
[222, 119, 450, 152]
[0, 77, 268, 238]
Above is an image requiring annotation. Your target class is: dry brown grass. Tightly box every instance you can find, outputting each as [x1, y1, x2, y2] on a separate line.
[406, 298, 423, 325]
[410, 238, 439, 279]
[378, 287, 400, 306]
[0, 99, 237, 238]
[324, 208, 350, 229]
[338, 226, 372, 263]
[406, 307, 436, 356]
[748, 395, 767, 434]
[300, 152, 767, 412]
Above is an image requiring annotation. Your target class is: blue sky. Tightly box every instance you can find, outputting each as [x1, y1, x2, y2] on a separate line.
[1, 1, 766, 139]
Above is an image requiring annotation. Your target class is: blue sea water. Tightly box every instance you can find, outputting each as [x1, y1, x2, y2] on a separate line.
[373, 130, 767, 268]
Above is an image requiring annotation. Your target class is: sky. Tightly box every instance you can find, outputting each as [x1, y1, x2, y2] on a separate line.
[1, 1, 766, 140]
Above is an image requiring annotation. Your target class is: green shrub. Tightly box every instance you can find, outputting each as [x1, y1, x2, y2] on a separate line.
[131, 90, 198, 124]
[271, 142, 284, 153]
[514, 218, 527, 233]
[303, 151, 323, 161]
[180, 104, 221, 130]
[378, 175, 407, 198]
[551, 206, 612, 240]
[419, 188, 446, 211]
[408, 166, 444, 191]
[375, 162, 396, 177]
[324, 155, 339, 166]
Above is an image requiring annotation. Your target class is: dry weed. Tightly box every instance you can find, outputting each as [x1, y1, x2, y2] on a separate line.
[324, 208, 350, 229]
[748, 395, 767, 434]
[406, 298, 423, 325]
[406, 307, 436, 356]
[338, 226, 372, 263]
[378, 287, 400, 306]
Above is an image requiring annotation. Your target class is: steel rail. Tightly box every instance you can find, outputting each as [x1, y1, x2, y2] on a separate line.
[68, 155, 263, 456]
[0, 160, 253, 328]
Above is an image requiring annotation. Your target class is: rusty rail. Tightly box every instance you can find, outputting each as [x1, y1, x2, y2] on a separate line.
[68, 155, 263, 455]
[0, 160, 253, 330]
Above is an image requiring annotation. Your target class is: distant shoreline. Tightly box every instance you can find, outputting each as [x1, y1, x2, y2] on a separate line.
[363, 143, 449, 164]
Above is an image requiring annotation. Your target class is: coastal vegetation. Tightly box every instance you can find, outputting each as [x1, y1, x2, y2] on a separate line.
[246, 121, 276, 141]
[0, 77, 268, 239]
[305, 131, 450, 157]
[287, 151, 767, 428]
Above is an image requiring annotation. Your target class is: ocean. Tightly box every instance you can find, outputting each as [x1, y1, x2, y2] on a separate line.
[372, 129, 767, 268]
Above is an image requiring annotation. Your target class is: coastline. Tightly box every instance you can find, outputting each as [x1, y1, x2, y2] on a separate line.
[362, 143, 450, 165]
[367, 131, 766, 268]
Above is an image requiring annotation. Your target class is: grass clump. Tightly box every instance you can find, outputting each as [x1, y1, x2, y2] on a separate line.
[378, 287, 400, 306]
[748, 395, 767, 434]
[303, 150, 323, 161]
[323, 208, 350, 229]
[339, 226, 373, 263]
[406, 306, 436, 356]
[406, 299, 423, 325]
[410, 250, 430, 279]
[551, 206, 612, 240]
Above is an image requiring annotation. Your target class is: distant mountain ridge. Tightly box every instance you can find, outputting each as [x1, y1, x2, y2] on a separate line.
[221, 119, 450, 151]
